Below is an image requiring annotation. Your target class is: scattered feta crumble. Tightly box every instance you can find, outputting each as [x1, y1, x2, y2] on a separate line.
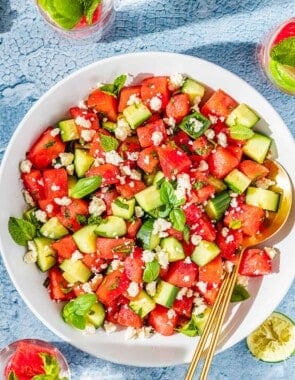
[224, 260, 234, 273]
[115, 118, 131, 141]
[191, 234, 202, 246]
[142, 250, 156, 263]
[54, 196, 72, 206]
[127, 94, 141, 106]
[88, 196, 106, 216]
[34, 209, 47, 223]
[127, 282, 139, 297]
[197, 160, 209, 172]
[145, 281, 157, 297]
[204, 128, 215, 140]
[255, 178, 275, 190]
[190, 118, 203, 133]
[135, 206, 144, 218]
[169, 73, 186, 88]
[264, 246, 278, 259]
[75, 115, 92, 129]
[22, 190, 35, 207]
[125, 326, 154, 340]
[50, 128, 60, 137]
[20, 159, 32, 173]
[151, 131, 163, 146]
[153, 218, 172, 238]
[150, 96, 162, 111]
[217, 132, 228, 147]
[104, 321, 117, 334]
[23, 249, 38, 264]
[81, 129, 96, 142]
[196, 281, 207, 293]
[105, 150, 124, 166]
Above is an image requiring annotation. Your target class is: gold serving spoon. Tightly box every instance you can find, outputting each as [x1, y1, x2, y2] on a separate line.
[185, 159, 293, 380]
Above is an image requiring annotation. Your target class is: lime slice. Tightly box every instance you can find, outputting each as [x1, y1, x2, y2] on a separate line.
[269, 59, 295, 92]
[247, 312, 295, 362]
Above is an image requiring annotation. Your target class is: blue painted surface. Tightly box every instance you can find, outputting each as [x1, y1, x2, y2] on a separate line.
[0, 1, 294, 379]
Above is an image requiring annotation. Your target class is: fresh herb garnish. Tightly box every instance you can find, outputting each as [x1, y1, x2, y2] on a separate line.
[230, 284, 250, 302]
[8, 217, 36, 246]
[71, 175, 102, 199]
[143, 261, 160, 283]
[270, 37, 295, 67]
[62, 293, 97, 330]
[100, 75, 128, 97]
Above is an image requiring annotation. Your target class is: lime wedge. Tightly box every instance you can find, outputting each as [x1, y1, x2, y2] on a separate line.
[269, 59, 295, 92]
[247, 312, 295, 362]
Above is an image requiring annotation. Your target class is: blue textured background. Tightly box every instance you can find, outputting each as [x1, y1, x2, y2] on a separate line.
[0, 1, 294, 379]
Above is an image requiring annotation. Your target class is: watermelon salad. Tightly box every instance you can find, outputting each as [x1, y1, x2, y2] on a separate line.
[8, 73, 281, 339]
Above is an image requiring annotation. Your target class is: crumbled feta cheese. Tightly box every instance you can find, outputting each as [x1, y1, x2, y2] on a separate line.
[20, 159, 32, 173]
[163, 116, 176, 128]
[75, 115, 92, 129]
[81, 282, 93, 293]
[150, 96, 162, 112]
[208, 114, 219, 124]
[130, 169, 141, 181]
[255, 178, 275, 190]
[81, 129, 96, 142]
[191, 234, 202, 246]
[88, 196, 106, 216]
[66, 164, 74, 176]
[153, 218, 172, 238]
[143, 155, 150, 165]
[142, 250, 155, 263]
[224, 260, 234, 273]
[225, 234, 234, 243]
[34, 209, 47, 223]
[196, 281, 207, 293]
[193, 295, 206, 306]
[125, 326, 138, 340]
[169, 73, 186, 88]
[54, 197, 72, 206]
[184, 256, 192, 264]
[71, 250, 84, 261]
[217, 132, 228, 147]
[45, 204, 53, 214]
[221, 227, 229, 237]
[204, 128, 215, 140]
[50, 128, 60, 137]
[190, 118, 203, 133]
[145, 281, 157, 297]
[104, 321, 117, 334]
[22, 190, 35, 207]
[156, 248, 169, 269]
[126, 151, 139, 161]
[176, 287, 188, 300]
[110, 259, 122, 270]
[167, 309, 176, 319]
[105, 150, 124, 166]
[127, 94, 141, 106]
[183, 275, 190, 283]
[115, 119, 131, 141]
[51, 184, 60, 192]
[193, 304, 207, 315]
[82, 324, 96, 335]
[151, 131, 163, 146]
[23, 250, 38, 264]
[77, 100, 87, 109]
[230, 197, 238, 208]
[134, 206, 144, 218]
[127, 282, 139, 297]
[264, 246, 278, 259]
[59, 152, 74, 167]
[94, 157, 105, 166]
[175, 173, 191, 200]
[137, 326, 154, 339]
[197, 160, 209, 172]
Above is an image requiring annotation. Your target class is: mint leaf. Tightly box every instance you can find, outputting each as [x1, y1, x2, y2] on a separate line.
[143, 260, 160, 283]
[8, 217, 36, 246]
[100, 75, 128, 97]
[169, 208, 186, 231]
[62, 293, 97, 329]
[160, 181, 177, 205]
[71, 175, 102, 198]
[99, 133, 119, 152]
[270, 37, 295, 67]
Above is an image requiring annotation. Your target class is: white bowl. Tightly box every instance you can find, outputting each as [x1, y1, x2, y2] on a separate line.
[0, 52, 294, 367]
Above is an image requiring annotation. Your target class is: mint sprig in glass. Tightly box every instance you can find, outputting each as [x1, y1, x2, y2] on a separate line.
[259, 18, 295, 95]
[36, 0, 115, 40]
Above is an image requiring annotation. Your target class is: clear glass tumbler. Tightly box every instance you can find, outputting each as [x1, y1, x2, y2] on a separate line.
[36, 0, 115, 41]
[0, 339, 71, 379]
[258, 18, 295, 95]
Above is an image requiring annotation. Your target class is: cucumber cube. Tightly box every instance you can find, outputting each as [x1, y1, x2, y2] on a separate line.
[40, 217, 69, 240]
[74, 148, 94, 178]
[224, 169, 251, 194]
[111, 196, 135, 220]
[95, 216, 127, 238]
[153, 280, 179, 308]
[60, 259, 92, 283]
[242, 133, 272, 164]
[205, 191, 231, 221]
[179, 112, 211, 139]
[58, 119, 79, 142]
[226, 103, 260, 128]
[123, 102, 152, 129]
[73, 225, 97, 253]
[34, 237, 56, 272]
[137, 219, 160, 250]
[161, 237, 185, 262]
[135, 185, 164, 212]
[86, 302, 105, 328]
[191, 240, 221, 267]
[129, 290, 156, 318]
[181, 78, 205, 104]
[246, 187, 280, 212]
